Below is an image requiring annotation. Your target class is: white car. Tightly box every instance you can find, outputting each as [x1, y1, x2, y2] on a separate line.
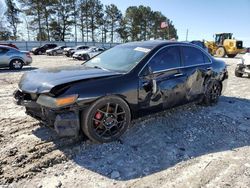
[235, 53, 250, 77]
[63, 45, 89, 57]
[46, 46, 67, 56]
[72, 47, 105, 61]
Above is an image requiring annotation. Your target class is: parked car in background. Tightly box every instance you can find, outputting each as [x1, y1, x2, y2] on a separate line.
[0, 45, 32, 70]
[31, 44, 57, 55]
[0, 43, 18, 49]
[14, 41, 228, 143]
[235, 53, 250, 77]
[72, 47, 105, 60]
[63, 45, 89, 57]
[46, 46, 67, 56]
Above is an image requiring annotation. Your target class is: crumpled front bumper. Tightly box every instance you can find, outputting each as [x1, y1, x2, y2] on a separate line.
[13, 90, 80, 137]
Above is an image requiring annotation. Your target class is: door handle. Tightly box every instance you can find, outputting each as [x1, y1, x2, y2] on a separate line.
[207, 67, 212, 70]
[174, 73, 183, 77]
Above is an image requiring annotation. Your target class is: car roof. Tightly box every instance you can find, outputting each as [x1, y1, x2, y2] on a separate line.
[119, 40, 197, 49]
[0, 45, 18, 50]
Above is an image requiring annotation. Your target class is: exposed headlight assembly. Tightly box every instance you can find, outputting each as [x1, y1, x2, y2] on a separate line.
[37, 94, 78, 108]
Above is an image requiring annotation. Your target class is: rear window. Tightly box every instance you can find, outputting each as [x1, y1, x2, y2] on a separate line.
[182, 46, 205, 66]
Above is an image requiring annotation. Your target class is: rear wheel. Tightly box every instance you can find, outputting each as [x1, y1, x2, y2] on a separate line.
[216, 47, 226, 58]
[228, 54, 237, 58]
[202, 80, 222, 105]
[9, 59, 23, 70]
[38, 51, 42, 55]
[81, 96, 131, 143]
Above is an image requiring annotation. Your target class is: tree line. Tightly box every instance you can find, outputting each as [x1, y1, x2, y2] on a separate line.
[0, 0, 178, 42]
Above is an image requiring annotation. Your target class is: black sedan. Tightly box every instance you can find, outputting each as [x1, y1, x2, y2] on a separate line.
[31, 44, 57, 55]
[14, 41, 228, 143]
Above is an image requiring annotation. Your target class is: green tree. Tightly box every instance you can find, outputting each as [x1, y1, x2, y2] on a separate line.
[5, 0, 22, 40]
[105, 4, 122, 43]
[117, 16, 129, 42]
[50, 0, 74, 41]
[78, 0, 90, 42]
[88, 0, 103, 42]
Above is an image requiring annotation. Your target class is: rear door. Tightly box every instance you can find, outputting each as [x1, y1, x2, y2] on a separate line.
[0, 47, 10, 67]
[180, 46, 212, 101]
[138, 45, 187, 113]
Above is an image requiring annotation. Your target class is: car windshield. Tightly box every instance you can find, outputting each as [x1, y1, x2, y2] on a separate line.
[83, 45, 151, 72]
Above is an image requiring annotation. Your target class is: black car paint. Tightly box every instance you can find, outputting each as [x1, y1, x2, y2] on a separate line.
[32, 44, 57, 55]
[15, 41, 228, 137]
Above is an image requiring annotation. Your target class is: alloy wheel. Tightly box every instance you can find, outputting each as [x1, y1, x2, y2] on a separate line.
[92, 103, 126, 140]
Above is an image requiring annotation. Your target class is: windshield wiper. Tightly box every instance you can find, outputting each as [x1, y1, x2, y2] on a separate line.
[93, 66, 110, 71]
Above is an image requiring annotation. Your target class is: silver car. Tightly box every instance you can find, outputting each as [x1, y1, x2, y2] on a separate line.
[72, 47, 105, 60]
[0, 45, 32, 70]
[46, 46, 67, 56]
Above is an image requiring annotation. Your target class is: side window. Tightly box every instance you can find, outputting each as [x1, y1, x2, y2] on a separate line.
[203, 54, 211, 63]
[148, 46, 181, 72]
[0, 48, 8, 54]
[182, 46, 205, 66]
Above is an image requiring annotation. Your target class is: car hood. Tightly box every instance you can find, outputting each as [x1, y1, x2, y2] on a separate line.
[64, 47, 73, 51]
[74, 50, 91, 55]
[19, 66, 121, 94]
[46, 49, 53, 52]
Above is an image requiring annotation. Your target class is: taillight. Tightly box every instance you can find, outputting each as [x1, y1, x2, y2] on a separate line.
[26, 52, 31, 58]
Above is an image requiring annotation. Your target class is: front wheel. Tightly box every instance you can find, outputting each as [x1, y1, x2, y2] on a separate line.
[216, 47, 226, 58]
[81, 96, 131, 143]
[202, 80, 222, 106]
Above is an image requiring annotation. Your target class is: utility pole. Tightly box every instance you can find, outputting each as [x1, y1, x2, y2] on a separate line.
[186, 29, 189, 41]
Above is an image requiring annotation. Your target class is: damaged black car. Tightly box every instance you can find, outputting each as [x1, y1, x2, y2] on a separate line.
[14, 41, 228, 143]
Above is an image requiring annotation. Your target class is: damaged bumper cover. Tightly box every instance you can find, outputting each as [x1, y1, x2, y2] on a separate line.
[14, 90, 81, 137]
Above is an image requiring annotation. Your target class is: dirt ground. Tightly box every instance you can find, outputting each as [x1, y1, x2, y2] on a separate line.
[0, 55, 250, 188]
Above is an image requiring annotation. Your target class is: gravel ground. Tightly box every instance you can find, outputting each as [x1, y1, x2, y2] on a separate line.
[0, 55, 250, 188]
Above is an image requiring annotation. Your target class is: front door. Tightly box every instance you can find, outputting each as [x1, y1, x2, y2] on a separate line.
[138, 45, 187, 115]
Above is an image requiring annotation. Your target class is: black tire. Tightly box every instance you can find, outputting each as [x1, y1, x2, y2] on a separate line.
[202, 80, 222, 106]
[53, 51, 56, 56]
[38, 51, 42, 55]
[81, 96, 131, 143]
[235, 65, 243, 77]
[216, 47, 226, 58]
[235, 70, 243, 77]
[228, 54, 237, 58]
[9, 59, 23, 70]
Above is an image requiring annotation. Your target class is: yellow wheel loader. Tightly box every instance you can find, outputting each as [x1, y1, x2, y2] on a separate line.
[205, 33, 244, 58]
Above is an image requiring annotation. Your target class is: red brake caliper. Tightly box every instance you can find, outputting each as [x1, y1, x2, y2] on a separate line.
[94, 112, 102, 126]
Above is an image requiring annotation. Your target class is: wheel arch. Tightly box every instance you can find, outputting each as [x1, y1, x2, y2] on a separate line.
[78, 94, 134, 120]
[9, 58, 24, 66]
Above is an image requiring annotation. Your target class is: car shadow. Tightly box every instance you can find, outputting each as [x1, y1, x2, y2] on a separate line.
[0, 67, 37, 73]
[32, 96, 250, 180]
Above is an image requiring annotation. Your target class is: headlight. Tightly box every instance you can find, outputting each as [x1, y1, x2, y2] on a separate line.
[37, 94, 78, 108]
